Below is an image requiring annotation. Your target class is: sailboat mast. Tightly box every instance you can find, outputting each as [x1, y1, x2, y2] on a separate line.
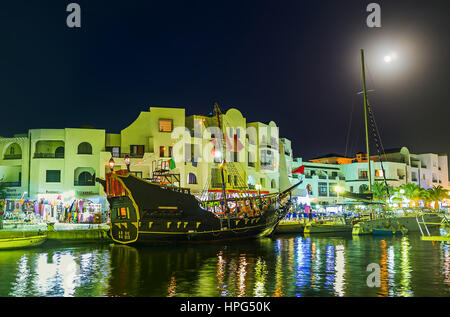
[214, 102, 227, 206]
[360, 49, 372, 193]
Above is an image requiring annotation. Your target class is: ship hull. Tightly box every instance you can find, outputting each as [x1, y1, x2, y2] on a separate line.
[134, 218, 280, 243]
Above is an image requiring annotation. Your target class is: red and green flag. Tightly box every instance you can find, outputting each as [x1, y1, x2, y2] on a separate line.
[168, 158, 176, 170]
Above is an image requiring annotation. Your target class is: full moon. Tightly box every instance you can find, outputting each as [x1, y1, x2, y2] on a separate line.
[384, 55, 393, 63]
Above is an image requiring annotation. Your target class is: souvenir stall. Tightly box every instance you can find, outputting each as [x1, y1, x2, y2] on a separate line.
[60, 199, 103, 224]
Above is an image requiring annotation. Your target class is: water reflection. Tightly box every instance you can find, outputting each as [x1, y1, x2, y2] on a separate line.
[6, 247, 111, 297]
[399, 237, 413, 297]
[1, 235, 449, 297]
[334, 245, 345, 297]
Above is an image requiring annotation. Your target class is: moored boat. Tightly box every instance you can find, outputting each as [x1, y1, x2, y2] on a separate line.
[97, 103, 301, 245]
[0, 234, 47, 250]
[99, 171, 298, 244]
[304, 220, 352, 234]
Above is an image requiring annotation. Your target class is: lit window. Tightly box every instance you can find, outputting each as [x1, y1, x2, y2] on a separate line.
[159, 119, 173, 132]
[375, 170, 384, 177]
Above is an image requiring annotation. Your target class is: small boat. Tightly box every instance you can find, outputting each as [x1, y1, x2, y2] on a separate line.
[275, 219, 305, 234]
[372, 226, 408, 236]
[304, 218, 352, 234]
[0, 234, 47, 250]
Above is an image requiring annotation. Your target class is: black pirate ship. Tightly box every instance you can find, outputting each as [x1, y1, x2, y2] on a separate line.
[97, 104, 301, 244]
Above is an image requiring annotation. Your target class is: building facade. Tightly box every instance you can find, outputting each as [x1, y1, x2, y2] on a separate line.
[1, 106, 448, 213]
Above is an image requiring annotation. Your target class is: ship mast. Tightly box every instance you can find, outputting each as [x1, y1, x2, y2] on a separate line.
[360, 49, 372, 194]
[214, 102, 227, 208]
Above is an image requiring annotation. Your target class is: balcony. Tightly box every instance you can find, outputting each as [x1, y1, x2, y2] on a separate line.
[3, 181, 21, 187]
[3, 154, 22, 160]
[74, 180, 95, 186]
[358, 176, 368, 180]
[118, 152, 145, 159]
[260, 163, 274, 171]
[34, 153, 64, 159]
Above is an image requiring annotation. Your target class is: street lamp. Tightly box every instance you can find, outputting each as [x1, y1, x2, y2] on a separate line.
[108, 158, 115, 172]
[334, 185, 345, 195]
[124, 155, 130, 172]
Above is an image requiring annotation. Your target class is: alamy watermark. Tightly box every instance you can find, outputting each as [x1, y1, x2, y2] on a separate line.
[366, 263, 381, 288]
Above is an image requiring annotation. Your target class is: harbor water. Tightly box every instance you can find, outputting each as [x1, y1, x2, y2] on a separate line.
[0, 233, 449, 297]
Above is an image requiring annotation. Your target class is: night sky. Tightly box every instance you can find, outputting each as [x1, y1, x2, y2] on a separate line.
[1, 0, 450, 161]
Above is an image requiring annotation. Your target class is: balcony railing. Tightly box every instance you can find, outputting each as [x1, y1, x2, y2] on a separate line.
[74, 181, 96, 186]
[118, 152, 145, 158]
[3, 154, 22, 160]
[2, 181, 21, 187]
[34, 153, 64, 159]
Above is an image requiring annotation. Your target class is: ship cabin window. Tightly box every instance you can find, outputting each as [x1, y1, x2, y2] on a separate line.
[159, 119, 173, 132]
[117, 207, 129, 219]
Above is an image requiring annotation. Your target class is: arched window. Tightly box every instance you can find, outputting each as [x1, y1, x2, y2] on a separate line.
[271, 179, 276, 189]
[78, 142, 92, 154]
[4, 143, 22, 159]
[78, 171, 94, 186]
[359, 184, 369, 194]
[187, 173, 197, 184]
[55, 146, 65, 158]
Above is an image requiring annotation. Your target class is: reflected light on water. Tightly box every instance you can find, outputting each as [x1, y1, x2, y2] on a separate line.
[2, 235, 449, 297]
[294, 237, 311, 296]
[253, 257, 267, 297]
[325, 245, 335, 290]
[334, 245, 346, 297]
[441, 243, 450, 285]
[7, 250, 111, 297]
[311, 242, 321, 290]
[387, 246, 396, 296]
[379, 240, 389, 297]
[216, 251, 227, 296]
[399, 237, 414, 297]
[237, 255, 247, 297]
[273, 242, 284, 297]
[167, 275, 176, 297]
[10, 255, 30, 297]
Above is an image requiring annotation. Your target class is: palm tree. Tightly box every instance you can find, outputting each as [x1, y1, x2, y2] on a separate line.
[397, 183, 426, 206]
[370, 182, 394, 202]
[425, 185, 449, 210]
